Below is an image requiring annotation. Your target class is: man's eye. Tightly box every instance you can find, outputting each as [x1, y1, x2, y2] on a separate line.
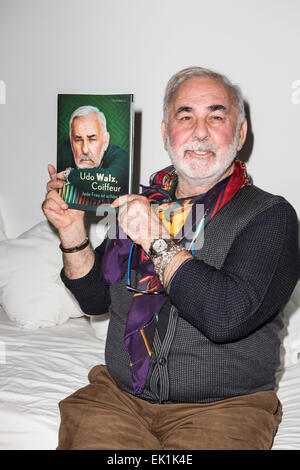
[211, 115, 224, 121]
[180, 115, 192, 121]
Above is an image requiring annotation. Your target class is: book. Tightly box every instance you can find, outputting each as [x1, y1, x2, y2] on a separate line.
[56, 93, 134, 212]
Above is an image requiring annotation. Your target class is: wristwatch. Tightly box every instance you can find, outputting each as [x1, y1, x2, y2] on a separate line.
[148, 238, 170, 259]
[148, 238, 185, 284]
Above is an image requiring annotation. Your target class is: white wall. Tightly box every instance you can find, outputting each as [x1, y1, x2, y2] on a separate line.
[0, 0, 299, 238]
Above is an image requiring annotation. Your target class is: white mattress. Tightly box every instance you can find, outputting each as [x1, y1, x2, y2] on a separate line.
[0, 307, 299, 450]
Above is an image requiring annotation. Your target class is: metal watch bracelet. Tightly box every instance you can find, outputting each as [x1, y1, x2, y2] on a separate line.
[152, 242, 185, 284]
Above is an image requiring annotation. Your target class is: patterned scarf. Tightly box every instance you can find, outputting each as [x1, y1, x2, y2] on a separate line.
[102, 160, 251, 394]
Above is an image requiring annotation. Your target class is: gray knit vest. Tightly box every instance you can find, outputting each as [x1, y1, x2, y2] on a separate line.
[105, 185, 285, 403]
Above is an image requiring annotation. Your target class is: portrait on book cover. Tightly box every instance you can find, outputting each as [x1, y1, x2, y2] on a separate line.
[57, 93, 134, 211]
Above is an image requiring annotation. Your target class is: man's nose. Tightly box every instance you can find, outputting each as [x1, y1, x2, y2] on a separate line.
[192, 118, 209, 141]
[82, 139, 90, 155]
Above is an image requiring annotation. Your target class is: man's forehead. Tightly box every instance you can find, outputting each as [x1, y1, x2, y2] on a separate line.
[170, 76, 233, 110]
[71, 113, 103, 131]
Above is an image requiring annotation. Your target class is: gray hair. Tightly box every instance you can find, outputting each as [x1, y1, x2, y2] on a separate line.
[163, 66, 245, 128]
[69, 105, 107, 134]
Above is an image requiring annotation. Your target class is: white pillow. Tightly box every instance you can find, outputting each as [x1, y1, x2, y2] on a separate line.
[279, 280, 300, 369]
[0, 215, 109, 329]
[0, 221, 86, 329]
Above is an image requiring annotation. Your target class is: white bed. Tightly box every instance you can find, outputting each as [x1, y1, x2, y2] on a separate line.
[0, 307, 107, 450]
[0, 218, 299, 450]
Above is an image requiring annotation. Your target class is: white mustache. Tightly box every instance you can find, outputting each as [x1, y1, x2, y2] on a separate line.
[181, 141, 218, 154]
[79, 154, 94, 162]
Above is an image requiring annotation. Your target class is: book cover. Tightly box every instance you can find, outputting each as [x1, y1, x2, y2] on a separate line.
[56, 93, 134, 211]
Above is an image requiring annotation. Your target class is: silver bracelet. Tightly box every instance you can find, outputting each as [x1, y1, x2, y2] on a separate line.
[153, 242, 185, 284]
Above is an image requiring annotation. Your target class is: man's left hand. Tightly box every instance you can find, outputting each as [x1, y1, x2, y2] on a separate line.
[111, 194, 170, 253]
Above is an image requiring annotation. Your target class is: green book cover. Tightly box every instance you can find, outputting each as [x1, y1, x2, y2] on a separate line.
[56, 93, 134, 212]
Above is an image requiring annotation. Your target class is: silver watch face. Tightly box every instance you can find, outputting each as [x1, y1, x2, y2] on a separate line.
[152, 238, 168, 255]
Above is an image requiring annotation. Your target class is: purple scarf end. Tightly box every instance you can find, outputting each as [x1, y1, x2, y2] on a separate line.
[131, 354, 152, 395]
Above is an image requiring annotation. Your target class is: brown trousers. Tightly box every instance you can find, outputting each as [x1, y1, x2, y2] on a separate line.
[57, 364, 282, 450]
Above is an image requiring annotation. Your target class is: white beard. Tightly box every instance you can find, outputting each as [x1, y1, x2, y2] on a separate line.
[166, 131, 240, 187]
[75, 143, 106, 169]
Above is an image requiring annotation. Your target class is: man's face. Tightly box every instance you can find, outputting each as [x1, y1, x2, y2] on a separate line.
[70, 113, 110, 169]
[162, 76, 247, 185]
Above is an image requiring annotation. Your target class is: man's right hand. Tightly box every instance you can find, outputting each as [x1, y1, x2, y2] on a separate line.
[42, 164, 88, 249]
[42, 164, 95, 279]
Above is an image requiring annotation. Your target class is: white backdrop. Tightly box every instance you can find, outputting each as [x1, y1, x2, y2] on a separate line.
[0, 0, 299, 238]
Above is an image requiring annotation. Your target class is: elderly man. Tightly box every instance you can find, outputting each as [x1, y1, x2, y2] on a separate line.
[56, 105, 129, 194]
[43, 67, 299, 450]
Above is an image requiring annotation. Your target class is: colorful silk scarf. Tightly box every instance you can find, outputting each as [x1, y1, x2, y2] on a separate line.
[102, 160, 251, 394]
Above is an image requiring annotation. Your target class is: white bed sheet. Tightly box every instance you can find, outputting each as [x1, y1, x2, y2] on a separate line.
[0, 306, 299, 450]
[273, 365, 300, 450]
[0, 307, 105, 450]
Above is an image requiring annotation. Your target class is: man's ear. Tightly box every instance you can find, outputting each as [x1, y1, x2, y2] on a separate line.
[161, 121, 168, 150]
[104, 131, 110, 151]
[237, 120, 247, 151]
